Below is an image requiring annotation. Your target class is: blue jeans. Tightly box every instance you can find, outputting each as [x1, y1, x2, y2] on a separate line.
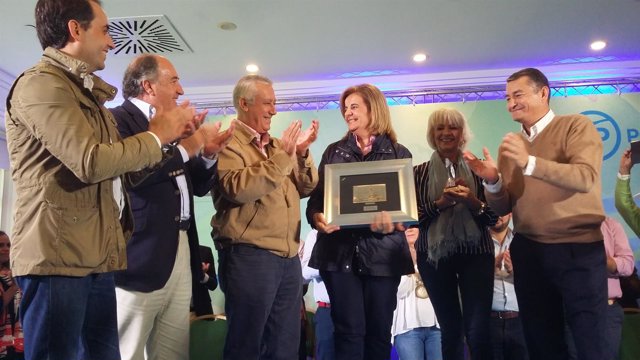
[15, 273, 120, 360]
[394, 326, 442, 360]
[218, 244, 302, 360]
[314, 306, 336, 360]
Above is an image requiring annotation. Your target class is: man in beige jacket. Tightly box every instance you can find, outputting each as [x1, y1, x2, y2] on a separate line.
[211, 74, 319, 359]
[4, 0, 200, 359]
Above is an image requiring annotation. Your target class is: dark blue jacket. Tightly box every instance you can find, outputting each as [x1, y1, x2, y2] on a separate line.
[110, 100, 217, 295]
[306, 134, 414, 277]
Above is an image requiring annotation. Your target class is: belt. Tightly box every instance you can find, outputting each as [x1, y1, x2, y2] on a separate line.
[608, 298, 619, 306]
[491, 311, 519, 319]
[317, 301, 331, 308]
[178, 219, 190, 231]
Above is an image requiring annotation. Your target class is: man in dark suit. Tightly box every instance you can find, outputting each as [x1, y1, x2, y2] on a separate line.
[192, 245, 218, 316]
[110, 54, 234, 360]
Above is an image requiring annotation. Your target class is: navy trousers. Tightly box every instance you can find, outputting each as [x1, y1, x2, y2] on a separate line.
[320, 270, 400, 360]
[489, 316, 528, 360]
[510, 234, 607, 360]
[417, 252, 494, 360]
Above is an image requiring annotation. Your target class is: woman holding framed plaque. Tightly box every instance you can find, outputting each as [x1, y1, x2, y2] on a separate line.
[413, 108, 497, 360]
[305, 84, 414, 360]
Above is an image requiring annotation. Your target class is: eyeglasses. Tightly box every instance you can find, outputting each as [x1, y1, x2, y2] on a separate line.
[0, 243, 10, 248]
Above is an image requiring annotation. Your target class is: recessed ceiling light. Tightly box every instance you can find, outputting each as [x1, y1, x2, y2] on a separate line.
[218, 22, 237, 31]
[246, 64, 260, 73]
[413, 53, 428, 63]
[590, 40, 607, 51]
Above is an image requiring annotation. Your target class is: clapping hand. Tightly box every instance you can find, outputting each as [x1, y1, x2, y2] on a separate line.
[463, 147, 499, 184]
[201, 121, 236, 158]
[499, 133, 529, 169]
[296, 120, 319, 156]
[280, 120, 302, 157]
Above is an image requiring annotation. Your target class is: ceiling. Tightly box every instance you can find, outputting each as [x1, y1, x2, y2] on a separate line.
[1, 0, 640, 108]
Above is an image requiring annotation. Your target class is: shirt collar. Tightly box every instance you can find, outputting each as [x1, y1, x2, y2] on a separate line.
[522, 109, 555, 142]
[352, 133, 376, 155]
[129, 98, 154, 121]
[492, 228, 514, 247]
[236, 120, 270, 148]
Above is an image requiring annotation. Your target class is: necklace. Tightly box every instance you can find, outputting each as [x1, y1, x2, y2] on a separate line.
[414, 273, 429, 299]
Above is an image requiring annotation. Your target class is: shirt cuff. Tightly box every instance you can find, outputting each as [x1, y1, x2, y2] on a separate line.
[618, 173, 631, 181]
[177, 145, 189, 163]
[483, 174, 503, 193]
[146, 131, 162, 148]
[200, 273, 209, 284]
[201, 154, 218, 169]
[523, 155, 536, 176]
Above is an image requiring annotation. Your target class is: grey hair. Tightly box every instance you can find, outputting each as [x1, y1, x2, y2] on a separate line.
[122, 54, 160, 99]
[232, 75, 273, 113]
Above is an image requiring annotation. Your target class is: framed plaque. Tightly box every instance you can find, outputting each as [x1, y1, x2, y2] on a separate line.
[324, 158, 418, 227]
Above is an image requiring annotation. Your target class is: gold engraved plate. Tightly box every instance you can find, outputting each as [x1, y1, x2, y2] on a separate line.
[324, 159, 418, 227]
[352, 184, 387, 204]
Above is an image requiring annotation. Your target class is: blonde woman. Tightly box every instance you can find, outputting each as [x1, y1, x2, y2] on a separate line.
[413, 108, 497, 360]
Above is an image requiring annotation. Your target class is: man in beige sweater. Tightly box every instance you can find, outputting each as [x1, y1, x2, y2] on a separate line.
[464, 68, 606, 360]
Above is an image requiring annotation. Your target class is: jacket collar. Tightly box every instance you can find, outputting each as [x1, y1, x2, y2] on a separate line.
[41, 47, 117, 103]
[344, 132, 395, 155]
[233, 119, 274, 146]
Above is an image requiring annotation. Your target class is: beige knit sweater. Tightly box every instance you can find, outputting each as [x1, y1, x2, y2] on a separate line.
[486, 114, 605, 244]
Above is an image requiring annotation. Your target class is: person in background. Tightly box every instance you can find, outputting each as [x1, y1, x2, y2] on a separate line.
[192, 245, 218, 317]
[300, 229, 335, 360]
[616, 148, 640, 309]
[413, 108, 497, 360]
[306, 84, 414, 360]
[566, 217, 634, 360]
[4, 1, 192, 358]
[489, 213, 528, 360]
[391, 227, 442, 360]
[211, 74, 319, 360]
[600, 217, 635, 359]
[0, 232, 23, 360]
[619, 267, 640, 309]
[464, 67, 607, 360]
[616, 148, 640, 235]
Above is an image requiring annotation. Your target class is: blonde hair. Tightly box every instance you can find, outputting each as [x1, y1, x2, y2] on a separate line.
[426, 108, 473, 150]
[340, 84, 397, 142]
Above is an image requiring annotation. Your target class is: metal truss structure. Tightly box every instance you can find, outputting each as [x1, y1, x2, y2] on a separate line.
[197, 78, 640, 116]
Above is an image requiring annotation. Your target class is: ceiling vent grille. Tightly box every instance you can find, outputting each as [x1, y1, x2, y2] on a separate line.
[108, 15, 191, 55]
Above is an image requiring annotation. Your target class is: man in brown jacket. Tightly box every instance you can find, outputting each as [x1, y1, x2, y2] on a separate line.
[211, 74, 319, 359]
[4, 1, 197, 359]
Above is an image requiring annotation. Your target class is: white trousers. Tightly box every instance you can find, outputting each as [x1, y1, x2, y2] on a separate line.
[116, 231, 192, 360]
